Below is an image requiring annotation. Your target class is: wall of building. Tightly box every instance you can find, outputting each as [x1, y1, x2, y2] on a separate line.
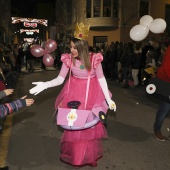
[0, 0, 12, 44]
[71, 0, 138, 45]
[87, 29, 120, 46]
[72, 0, 86, 25]
[150, 0, 167, 18]
[119, 0, 170, 43]
[68, 0, 170, 46]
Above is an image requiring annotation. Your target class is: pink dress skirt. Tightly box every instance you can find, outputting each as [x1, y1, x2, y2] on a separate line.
[55, 75, 108, 167]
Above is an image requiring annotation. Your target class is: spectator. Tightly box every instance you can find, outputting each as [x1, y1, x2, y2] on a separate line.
[145, 49, 156, 68]
[103, 46, 110, 78]
[0, 89, 14, 100]
[131, 43, 142, 86]
[139, 41, 154, 84]
[153, 45, 170, 141]
[108, 45, 117, 81]
[120, 44, 132, 88]
[116, 42, 124, 82]
[0, 95, 33, 118]
[13, 44, 19, 72]
[16, 44, 24, 73]
[25, 45, 35, 73]
[4, 46, 16, 71]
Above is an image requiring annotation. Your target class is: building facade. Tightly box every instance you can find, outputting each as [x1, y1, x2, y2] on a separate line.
[62, 0, 170, 47]
[0, 0, 12, 44]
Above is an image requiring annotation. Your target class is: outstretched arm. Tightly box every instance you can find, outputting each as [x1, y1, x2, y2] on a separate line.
[29, 76, 65, 95]
[0, 96, 34, 118]
[29, 62, 69, 95]
[96, 63, 116, 111]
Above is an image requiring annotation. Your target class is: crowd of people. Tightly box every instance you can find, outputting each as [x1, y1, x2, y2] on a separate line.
[0, 42, 37, 136]
[91, 40, 167, 88]
[0, 42, 37, 76]
[1, 39, 165, 90]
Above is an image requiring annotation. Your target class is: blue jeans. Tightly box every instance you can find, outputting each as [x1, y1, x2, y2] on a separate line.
[154, 101, 170, 131]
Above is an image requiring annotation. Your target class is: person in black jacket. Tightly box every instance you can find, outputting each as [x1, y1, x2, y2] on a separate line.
[131, 44, 142, 86]
[120, 44, 133, 88]
[25, 45, 35, 73]
[16, 44, 24, 73]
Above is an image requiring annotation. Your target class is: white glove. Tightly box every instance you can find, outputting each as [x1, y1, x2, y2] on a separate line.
[106, 99, 116, 112]
[29, 76, 64, 95]
[29, 82, 47, 95]
[98, 77, 116, 111]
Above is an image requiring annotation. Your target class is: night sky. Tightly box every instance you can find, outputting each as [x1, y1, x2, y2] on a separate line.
[11, 0, 56, 18]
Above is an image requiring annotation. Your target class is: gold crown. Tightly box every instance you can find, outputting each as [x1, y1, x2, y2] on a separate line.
[74, 22, 90, 40]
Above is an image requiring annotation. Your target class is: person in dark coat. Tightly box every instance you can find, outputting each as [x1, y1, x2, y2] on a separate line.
[25, 45, 35, 73]
[107, 45, 117, 80]
[131, 43, 142, 86]
[16, 44, 24, 73]
[120, 44, 132, 88]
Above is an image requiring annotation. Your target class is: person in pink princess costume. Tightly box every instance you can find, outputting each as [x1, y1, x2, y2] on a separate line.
[29, 22, 116, 167]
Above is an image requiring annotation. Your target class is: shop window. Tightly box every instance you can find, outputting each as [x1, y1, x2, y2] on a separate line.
[94, 6, 100, 17]
[86, 0, 91, 18]
[93, 36, 108, 48]
[113, 0, 118, 17]
[103, 0, 111, 17]
[103, 7, 111, 17]
[94, 0, 101, 17]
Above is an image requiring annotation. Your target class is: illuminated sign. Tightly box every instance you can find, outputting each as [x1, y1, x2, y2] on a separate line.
[24, 22, 37, 28]
[12, 17, 48, 26]
[23, 38, 34, 43]
[20, 29, 39, 33]
[26, 32, 33, 35]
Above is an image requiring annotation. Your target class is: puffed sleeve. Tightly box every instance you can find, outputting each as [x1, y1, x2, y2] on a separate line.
[92, 53, 103, 69]
[61, 53, 72, 68]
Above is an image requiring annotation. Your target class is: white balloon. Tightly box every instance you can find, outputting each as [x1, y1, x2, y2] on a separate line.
[149, 18, 166, 33]
[140, 15, 153, 27]
[130, 24, 149, 41]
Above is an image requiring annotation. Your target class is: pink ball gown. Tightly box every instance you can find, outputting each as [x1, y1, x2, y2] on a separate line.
[55, 53, 110, 167]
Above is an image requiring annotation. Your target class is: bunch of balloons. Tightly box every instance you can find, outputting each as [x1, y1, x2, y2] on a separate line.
[30, 39, 57, 66]
[130, 15, 167, 41]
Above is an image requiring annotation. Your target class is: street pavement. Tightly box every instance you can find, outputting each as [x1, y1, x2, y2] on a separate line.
[1, 68, 170, 170]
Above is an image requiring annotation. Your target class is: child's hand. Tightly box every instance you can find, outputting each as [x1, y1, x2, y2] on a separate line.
[3, 89, 14, 96]
[21, 95, 34, 106]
